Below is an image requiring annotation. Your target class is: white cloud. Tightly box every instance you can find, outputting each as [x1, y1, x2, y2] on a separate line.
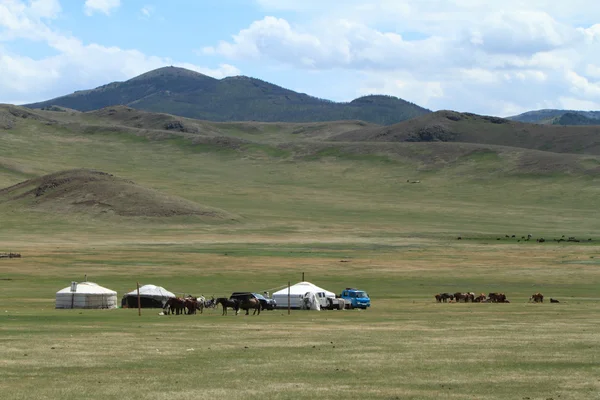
[0, 1, 240, 104]
[205, 17, 453, 71]
[140, 5, 153, 18]
[30, 0, 61, 19]
[84, 0, 120, 16]
[205, 2, 600, 115]
[558, 97, 600, 110]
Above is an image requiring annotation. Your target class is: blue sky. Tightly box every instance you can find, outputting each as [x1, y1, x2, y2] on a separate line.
[1, 0, 600, 116]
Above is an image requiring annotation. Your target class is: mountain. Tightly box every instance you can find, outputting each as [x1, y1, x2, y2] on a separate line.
[25, 66, 430, 125]
[509, 109, 600, 125]
[331, 110, 600, 155]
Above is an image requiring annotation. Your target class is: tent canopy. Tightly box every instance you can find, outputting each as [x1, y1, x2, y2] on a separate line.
[56, 282, 116, 295]
[55, 282, 117, 309]
[272, 281, 335, 297]
[124, 284, 175, 298]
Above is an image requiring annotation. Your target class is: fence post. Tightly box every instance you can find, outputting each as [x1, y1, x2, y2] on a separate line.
[137, 282, 141, 316]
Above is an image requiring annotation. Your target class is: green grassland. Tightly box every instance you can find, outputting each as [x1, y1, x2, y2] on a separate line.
[1, 107, 600, 399]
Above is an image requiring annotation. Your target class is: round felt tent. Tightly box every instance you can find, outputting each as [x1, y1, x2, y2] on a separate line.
[272, 281, 335, 309]
[55, 282, 117, 309]
[121, 284, 176, 308]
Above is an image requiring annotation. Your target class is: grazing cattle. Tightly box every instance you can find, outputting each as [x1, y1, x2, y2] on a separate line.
[215, 297, 239, 315]
[238, 298, 261, 315]
[530, 292, 544, 303]
[465, 292, 475, 302]
[435, 294, 442, 303]
[550, 298, 560, 303]
[440, 293, 454, 303]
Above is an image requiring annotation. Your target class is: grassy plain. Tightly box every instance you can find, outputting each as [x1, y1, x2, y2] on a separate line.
[1, 109, 600, 399]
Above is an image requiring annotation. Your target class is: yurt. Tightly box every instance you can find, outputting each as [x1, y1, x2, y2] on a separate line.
[55, 282, 117, 309]
[121, 284, 175, 308]
[272, 281, 336, 309]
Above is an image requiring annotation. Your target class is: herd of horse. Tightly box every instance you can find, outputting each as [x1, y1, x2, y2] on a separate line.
[163, 296, 262, 316]
[435, 292, 509, 303]
[435, 292, 560, 303]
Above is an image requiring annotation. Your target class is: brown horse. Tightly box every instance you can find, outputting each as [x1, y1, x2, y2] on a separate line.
[184, 297, 198, 315]
[215, 297, 239, 315]
[238, 298, 261, 315]
[164, 297, 186, 315]
[530, 292, 544, 303]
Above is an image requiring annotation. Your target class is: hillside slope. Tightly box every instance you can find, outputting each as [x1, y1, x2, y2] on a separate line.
[25, 67, 430, 125]
[331, 110, 600, 155]
[510, 109, 600, 125]
[0, 169, 234, 218]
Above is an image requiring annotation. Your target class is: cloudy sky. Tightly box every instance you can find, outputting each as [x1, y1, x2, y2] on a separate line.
[1, 0, 600, 116]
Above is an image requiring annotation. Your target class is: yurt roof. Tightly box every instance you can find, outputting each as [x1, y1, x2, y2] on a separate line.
[56, 282, 116, 295]
[125, 284, 175, 298]
[272, 281, 335, 297]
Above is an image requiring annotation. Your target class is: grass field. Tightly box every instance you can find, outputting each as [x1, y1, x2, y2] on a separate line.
[1, 107, 600, 399]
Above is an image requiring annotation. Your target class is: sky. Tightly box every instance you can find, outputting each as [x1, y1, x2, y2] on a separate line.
[1, 0, 600, 116]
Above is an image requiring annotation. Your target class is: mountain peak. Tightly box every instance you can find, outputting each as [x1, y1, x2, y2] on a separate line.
[128, 66, 216, 82]
[25, 67, 431, 124]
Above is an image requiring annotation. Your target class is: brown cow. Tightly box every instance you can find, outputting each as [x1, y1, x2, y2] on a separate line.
[435, 294, 442, 303]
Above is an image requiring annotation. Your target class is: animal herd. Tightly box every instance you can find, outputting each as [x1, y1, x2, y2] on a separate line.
[436, 292, 560, 303]
[163, 295, 216, 315]
[162, 296, 262, 316]
[435, 292, 509, 303]
[457, 234, 593, 243]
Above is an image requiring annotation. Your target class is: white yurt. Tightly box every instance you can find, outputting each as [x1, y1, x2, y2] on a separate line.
[272, 281, 336, 309]
[55, 282, 117, 309]
[121, 284, 175, 308]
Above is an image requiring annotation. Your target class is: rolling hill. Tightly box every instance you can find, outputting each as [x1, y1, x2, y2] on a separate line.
[331, 110, 600, 155]
[2, 103, 600, 241]
[24, 66, 430, 125]
[509, 109, 600, 125]
[0, 169, 234, 218]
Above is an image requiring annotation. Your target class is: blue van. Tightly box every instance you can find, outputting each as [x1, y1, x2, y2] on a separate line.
[340, 288, 371, 309]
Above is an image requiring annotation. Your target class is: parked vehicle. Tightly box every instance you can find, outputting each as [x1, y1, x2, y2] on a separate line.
[340, 288, 371, 309]
[229, 292, 277, 310]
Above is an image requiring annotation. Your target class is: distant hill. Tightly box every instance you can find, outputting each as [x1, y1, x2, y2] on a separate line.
[24, 66, 430, 125]
[0, 169, 234, 219]
[331, 110, 600, 155]
[509, 109, 600, 125]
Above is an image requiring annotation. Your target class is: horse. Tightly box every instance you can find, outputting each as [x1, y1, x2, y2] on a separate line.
[184, 297, 199, 315]
[238, 298, 261, 315]
[203, 296, 217, 309]
[529, 292, 544, 303]
[164, 297, 186, 315]
[215, 297, 239, 315]
[440, 293, 454, 303]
